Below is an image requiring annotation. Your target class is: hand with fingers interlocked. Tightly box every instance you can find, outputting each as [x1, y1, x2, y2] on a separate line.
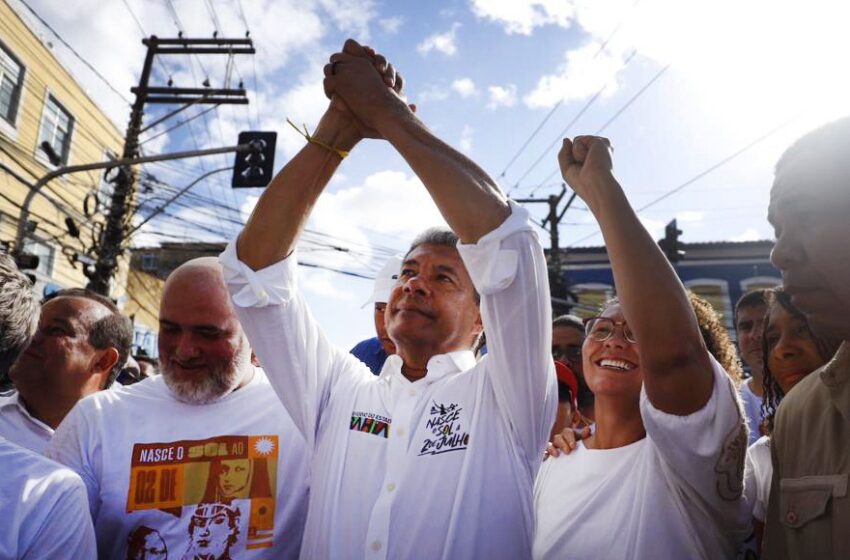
[322, 38, 414, 140]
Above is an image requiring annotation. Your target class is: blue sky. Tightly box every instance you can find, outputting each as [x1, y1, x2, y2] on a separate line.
[12, 0, 850, 348]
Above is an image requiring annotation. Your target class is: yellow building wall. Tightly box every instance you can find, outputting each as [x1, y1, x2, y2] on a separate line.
[124, 269, 162, 356]
[0, 0, 126, 296]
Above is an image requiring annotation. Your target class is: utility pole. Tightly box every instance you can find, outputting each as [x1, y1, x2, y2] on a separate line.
[87, 36, 255, 295]
[516, 184, 578, 314]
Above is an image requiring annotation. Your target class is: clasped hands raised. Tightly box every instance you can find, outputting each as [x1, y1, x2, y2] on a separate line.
[322, 39, 415, 141]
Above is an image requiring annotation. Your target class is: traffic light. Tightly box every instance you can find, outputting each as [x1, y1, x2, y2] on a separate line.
[659, 219, 685, 263]
[14, 252, 40, 271]
[232, 131, 277, 188]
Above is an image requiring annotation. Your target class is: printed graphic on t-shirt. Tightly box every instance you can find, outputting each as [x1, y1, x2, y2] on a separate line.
[126, 435, 278, 553]
[419, 401, 470, 456]
[350, 411, 391, 438]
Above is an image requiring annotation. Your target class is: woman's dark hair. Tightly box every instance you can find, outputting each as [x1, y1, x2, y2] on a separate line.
[760, 287, 841, 432]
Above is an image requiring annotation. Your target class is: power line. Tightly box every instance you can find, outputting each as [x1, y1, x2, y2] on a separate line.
[508, 49, 638, 195]
[533, 61, 672, 189]
[138, 104, 220, 146]
[566, 114, 801, 247]
[596, 63, 671, 135]
[499, 0, 642, 179]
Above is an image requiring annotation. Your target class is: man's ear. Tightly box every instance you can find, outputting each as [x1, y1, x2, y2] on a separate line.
[473, 309, 484, 335]
[92, 347, 120, 380]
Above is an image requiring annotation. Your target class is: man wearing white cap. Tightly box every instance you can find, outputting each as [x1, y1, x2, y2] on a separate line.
[351, 256, 402, 374]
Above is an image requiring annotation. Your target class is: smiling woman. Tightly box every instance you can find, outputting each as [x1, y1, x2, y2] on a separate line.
[532, 136, 750, 560]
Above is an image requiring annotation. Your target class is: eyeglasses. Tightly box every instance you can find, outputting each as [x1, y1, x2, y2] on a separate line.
[552, 344, 582, 361]
[583, 316, 638, 344]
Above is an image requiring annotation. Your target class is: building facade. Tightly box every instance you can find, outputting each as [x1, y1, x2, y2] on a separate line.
[555, 240, 781, 338]
[0, 0, 125, 295]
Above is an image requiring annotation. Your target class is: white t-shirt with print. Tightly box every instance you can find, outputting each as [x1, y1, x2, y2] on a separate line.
[533, 358, 751, 560]
[0, 436, 96, 559]
[46, 367, 309, 560]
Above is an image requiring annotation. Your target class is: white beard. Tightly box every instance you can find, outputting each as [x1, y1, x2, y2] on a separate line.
[162, 345, 251, 405]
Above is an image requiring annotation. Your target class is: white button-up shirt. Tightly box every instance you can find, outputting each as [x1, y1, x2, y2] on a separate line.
[221, 202, 556, 560]
[0, 391, 54, 453]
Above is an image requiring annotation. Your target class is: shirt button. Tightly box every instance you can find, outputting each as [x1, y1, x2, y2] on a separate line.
[395, 427, 405, 437]
[408, 388, 417, 397]
[371, 540, 382, 552]
[786, 510, 798, 525]
[387, 482, 396, 492]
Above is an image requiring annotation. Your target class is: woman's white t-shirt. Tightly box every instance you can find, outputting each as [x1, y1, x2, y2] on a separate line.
[533, 358, 751, 560]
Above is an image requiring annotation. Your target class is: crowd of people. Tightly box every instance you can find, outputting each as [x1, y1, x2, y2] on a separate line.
[0, 39, 848, 560]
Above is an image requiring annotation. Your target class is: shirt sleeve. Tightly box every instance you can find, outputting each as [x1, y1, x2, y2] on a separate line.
[640, 356, 751, 538]
[456, 200, 557, 470]
[22, 471, 97, 560]
[220, 242, 373, 448]
[44, 399, 102, 520]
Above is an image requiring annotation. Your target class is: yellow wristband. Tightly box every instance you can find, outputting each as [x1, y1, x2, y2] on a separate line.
[286, 118, 349, 159]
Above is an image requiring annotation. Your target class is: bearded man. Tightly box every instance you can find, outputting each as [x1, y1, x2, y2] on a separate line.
[47, 258, 309, 559]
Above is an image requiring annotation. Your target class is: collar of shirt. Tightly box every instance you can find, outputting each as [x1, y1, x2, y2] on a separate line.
[820, 342, 850, 421]
[380, 351, 478, 386]
[0, 392, 54, 435]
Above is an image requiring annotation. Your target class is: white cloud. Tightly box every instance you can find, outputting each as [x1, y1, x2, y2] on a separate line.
[521, 0, 850, 132]
[639, 217, 665, 240]
[524, 41, 625, 108]
[417, 23, 461, 56]
[470, 0, 575, 35]
[239, 170, 448, 291]
[487, 84, 517, 109]
[676, 211, 704, 223]
[731, 228, 762, 242]
[417, 85, 451, 103]
[459, 125, 474, 152]
[266, 65, 332, 158]
[311, 170, 447, 242]
[299, 267, 356, 301]
[317, 0, 377, 39]
[451, 78, 479, 98]
[379, 16, 404, 34]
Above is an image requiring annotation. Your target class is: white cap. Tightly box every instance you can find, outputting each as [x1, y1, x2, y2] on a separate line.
[362, 255, 402, 308]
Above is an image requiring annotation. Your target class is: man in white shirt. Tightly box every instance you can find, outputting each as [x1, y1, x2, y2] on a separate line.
[221, 40, 556, 559]
[1, 287, 132, 453]
[734, 289, 770, 444]
[0, 436, 97, 559]
[0, 253, 38, 392]
[47, 258, 310, 559]
[0, 253, 96, 558]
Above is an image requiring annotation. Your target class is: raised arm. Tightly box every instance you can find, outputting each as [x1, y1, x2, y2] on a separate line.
[558, 136, 713, 415]
[327, 40, 510, 242]
[237, 52, 400, 270]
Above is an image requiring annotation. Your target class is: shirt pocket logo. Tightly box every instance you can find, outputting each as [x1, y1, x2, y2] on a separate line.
[350, 411, 391, 439]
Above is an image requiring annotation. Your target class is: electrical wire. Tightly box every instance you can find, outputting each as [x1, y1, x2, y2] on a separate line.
[507, 49, 638, 194]
[566, 114, 801, 247]
[499, 0, 643, 179]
